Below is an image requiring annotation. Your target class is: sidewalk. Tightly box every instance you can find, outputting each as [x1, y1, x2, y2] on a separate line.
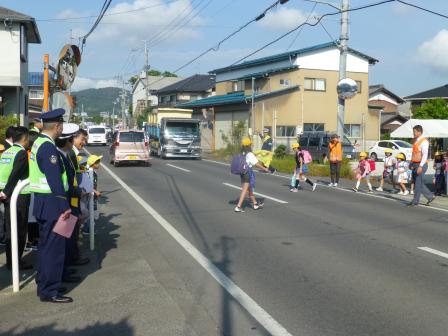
[0, 171, 201, 336]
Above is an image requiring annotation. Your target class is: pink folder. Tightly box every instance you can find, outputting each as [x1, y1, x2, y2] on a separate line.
[53, 214, 78, 238]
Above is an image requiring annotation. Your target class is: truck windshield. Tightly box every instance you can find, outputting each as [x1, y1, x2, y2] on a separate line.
[165, 122, 199, 136]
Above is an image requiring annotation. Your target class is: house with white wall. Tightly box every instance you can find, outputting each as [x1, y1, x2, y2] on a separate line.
[0, 7, 41, 126]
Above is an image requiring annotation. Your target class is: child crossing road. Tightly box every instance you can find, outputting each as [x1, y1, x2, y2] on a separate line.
[353, 152, 373, 193]
[396, 153, 409, 195]
[290, 143, 317, 192]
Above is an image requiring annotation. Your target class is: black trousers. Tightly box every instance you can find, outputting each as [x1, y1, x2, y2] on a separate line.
[330, 161, 341, 184]
[4, 194, 30, 265]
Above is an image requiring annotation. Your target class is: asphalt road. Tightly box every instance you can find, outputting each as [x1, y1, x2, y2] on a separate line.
[91, 146, 448, 336]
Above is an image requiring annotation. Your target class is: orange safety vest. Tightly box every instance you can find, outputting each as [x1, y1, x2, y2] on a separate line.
[411, 137, 427, 163]
[328, 142, 342, 162]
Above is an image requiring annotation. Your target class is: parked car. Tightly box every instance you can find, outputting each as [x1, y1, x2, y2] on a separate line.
[298, 132, 355, 162]
[109, 130, 150, 167]
[368, 140, 413, 161]
[87, 126, 107, 146]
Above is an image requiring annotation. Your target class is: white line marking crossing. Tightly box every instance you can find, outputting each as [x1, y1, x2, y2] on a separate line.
[418, 247, 448, 259]
[166, 164, 191, 172]
[99, 161, 293, 336]
[222, 182, 288, 204]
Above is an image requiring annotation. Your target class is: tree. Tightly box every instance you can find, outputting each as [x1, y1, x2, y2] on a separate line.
[413, 98, 448, 119]
[0, 115, 18, 142]
[92, 115, 103, 125]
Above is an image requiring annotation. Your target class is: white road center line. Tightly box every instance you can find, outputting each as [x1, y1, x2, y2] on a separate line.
[418, 247, 448, 259]
[166, 164, 191, 172]
[223, 182, 288, 204]
[202, 159, 230, 166]
[100, 162, 292, 336]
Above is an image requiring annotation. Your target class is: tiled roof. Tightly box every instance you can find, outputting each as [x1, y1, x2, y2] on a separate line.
[28, 72, 43, 86]
[157, 74, 215, 94]
[404, 84, 448, 100]
[369, 84, 404, 103]
[210, 41, 378, 74]
[178, 86, 299, 108]
[0, 7, 41, 43]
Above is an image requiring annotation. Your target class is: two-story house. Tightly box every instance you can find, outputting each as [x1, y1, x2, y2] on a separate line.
[132, 75, 183, 117]
[180, 41, 379, 151]
[28, 71, 44, 121]
[0, 7, 41, 126]
[156, 74, 215, 107]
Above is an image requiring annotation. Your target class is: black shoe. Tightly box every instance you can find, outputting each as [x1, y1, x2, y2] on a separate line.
[66, 268, 77, 276]
[407, 202, 418, 207]
[425, 197, 436, 206]
[62, 275, 82, 283]
[72, 256, 90, 266]
[40, 295, 73, 303]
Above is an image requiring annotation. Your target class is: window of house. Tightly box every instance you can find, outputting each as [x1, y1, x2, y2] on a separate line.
[29, 89, 44, 99]
[304, 78, 326, 91]
[303, 123, 324, 132]
[344, 124, 361, 138]
[280, 79, 290, 87]
[170, 95, 176, 102]
[276, 126, 296, 137]
[232, 80, 245, 92]
[355, 80, 362, 93]
[20, 25, 27, 62]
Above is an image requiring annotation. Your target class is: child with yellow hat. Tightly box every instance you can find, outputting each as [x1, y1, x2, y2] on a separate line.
[433, 151, 445, 196]
[81, 155, 102, 235]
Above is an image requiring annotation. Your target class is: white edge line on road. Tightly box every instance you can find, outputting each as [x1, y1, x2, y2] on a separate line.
[418, 247, 448, 259]
[202, 159, 448, 213]
[99, 160, 293, 336]
[223, 182, 288, 204]
[166, 164, 191, 172]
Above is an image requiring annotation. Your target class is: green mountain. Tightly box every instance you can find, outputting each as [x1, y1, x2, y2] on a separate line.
[73, 87, 130, 116]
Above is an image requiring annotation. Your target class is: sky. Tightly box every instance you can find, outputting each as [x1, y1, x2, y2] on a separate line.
[3, 0, 448, 96]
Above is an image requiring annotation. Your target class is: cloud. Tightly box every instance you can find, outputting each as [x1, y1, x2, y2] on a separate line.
[72, 77, 121, 91]
[416, 29, 448, 74]
[59, 0, 204, 47]
[257, 7, 312, 31]
[392, 3, 414, 15]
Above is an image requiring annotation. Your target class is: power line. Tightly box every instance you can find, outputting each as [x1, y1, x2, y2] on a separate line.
[287, 2, 318, 50]
[151, 0, 214, 47]
[81, 0, 113, 50]
[231, 0, 396, 66]
[36, 0, 178, 22]
[132, 0, 290, 96]
[396, 0, 448, 20]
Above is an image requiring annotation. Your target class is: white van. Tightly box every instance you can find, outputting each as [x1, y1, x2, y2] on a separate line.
[87, 126, 107, 146]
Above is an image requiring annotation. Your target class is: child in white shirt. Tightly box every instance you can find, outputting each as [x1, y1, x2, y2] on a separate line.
[396, 153, 409, 195]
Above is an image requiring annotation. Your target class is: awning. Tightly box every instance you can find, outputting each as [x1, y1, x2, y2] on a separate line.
[391, 119, 448, 138]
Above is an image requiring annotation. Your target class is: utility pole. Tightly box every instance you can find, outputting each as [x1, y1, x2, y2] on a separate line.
[144, 40, 149, 116]
[250, 77, 255, 138]
[337, 0, 349, 138]
[121, 87, 127, 129]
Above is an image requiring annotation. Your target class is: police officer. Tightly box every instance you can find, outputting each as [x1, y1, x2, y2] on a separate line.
[0, 126, 32, 270]
[29, 108, 73, 303]
[31, 117, 43, 133]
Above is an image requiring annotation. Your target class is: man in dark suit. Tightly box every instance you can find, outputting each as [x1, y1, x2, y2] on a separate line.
[0, 126, 32, 270]
[2, 126, 16, 150]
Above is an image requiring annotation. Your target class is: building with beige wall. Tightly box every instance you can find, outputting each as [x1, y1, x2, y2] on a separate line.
[180, 42, 379, 151]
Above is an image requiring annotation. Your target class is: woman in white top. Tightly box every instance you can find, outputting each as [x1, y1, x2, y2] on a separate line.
[235, 137, 269, 213]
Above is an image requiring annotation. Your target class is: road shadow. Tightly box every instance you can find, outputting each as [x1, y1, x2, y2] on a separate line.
[0, 319, 134, 336]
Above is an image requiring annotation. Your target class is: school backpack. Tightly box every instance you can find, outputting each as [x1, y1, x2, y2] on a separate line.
[302, 149, 313, 164]
[367, 159, 376, 172]
[230, 154, 248, 175]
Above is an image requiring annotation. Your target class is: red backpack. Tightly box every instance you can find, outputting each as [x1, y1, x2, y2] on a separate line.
[367, 159, 376, 172]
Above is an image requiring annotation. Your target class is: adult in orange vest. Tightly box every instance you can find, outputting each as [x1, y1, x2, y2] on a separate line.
[408, 125, 435, 206]
[328, 134, 342, 187]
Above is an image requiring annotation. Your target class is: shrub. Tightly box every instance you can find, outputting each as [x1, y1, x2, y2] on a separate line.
[0, 115, 18, 143]
[274, 144, 287, 158]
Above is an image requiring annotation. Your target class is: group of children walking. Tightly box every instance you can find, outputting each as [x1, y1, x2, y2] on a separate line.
[352, 148, 447, 196]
